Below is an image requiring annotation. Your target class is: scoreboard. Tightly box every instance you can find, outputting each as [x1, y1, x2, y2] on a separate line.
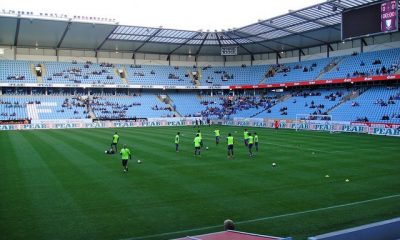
[381, 0, 397, 32]
[342, 0, 398, 40]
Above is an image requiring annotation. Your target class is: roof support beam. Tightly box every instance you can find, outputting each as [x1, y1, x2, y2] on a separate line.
[327, 43, 332, 58]
[289, 12, 341, 31]
[276, 52, 281, 64]
[134, 28, 163, 52]
[229, 30, 282, 51]
[299, 49, 305, 62]
[195, 33, 209, 56]
[215, 32, 223, 47]
[14, 18, 21, 46]
[259, 22, 328, 45]
[361, 38, 368, 46]
[57, 22, 72, 48]
[328, 44, 334, 51]
[229, 38, 253, 55]
[96, 24, 119, 50]
[360, 38, 368, 53]
[232, 29, 299, 50]
[167, 32, 202, 56]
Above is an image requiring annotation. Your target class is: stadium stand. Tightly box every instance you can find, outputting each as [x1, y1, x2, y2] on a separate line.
[0, 61, 37, 83]
[330, 86, 400, 123]
[125, 64, 195, 86]
[91, 94, 173, 119]
[321, 48, 400, 80]
[1, 48, 400, 87]
[42, 61, 120, 84]
[265, 58, 332, 84]
[0, 96, 88, 120]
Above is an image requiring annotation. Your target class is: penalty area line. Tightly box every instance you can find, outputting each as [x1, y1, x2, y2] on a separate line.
[120, 194, 400, 240]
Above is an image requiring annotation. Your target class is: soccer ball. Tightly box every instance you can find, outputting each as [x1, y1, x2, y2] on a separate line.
[137, 160, 141, 164]
[104, 150, 107, 154]
[206, 147, 209, 150]
[272, 162, 276, 167]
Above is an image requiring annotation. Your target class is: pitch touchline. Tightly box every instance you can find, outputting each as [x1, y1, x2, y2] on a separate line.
[120, 194, 400, 240]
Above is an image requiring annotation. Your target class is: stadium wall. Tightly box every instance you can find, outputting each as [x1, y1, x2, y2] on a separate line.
[1, 118, 399, 137]
[0, 46, 15, 60]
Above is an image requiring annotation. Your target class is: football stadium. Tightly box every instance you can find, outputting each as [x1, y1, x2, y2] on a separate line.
[1, 0, 400, 239]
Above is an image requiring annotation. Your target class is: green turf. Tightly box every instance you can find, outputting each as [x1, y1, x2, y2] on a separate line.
[0, 126, 399, 240]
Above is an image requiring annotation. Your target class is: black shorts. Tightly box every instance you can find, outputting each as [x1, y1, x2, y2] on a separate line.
[122, 159, 128, 166]
[112, 143, 117, 146]
[249, 144, 253, 148]
[227, 145, 233, 150]
[195, 146, 200, 150]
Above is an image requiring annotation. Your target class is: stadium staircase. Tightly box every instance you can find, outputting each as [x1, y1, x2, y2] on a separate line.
[327, 87, 369, 114]
[114, 66, 129, 84]
[87, 96, 97, 119]
[26, 103, 39, 120]
[189, 69, 201, 86]
[156, 94, 181, 116]
[316, 57, 345, 80]
[259, 66, 275, 84]
[166, 94, 181, 117]
[250, 93, 291, 118]
[31, 63, 45, 83]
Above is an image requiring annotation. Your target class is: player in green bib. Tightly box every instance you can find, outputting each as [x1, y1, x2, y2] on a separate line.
[214, 129, 220, 145]
[248, 132, 254, 157]
[243, 129, 249, 146]
[175, 132, 180, 152]
[111, 132, 119, 152]
[120, 144, 131, 173]
[197, 129, 203, 148]
[227, 133, 234, 159]
[194, 134, 201, 156]
[254, 132, 259, 152]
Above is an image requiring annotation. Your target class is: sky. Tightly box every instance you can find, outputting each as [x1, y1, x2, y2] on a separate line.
[1, 0, 326, 31]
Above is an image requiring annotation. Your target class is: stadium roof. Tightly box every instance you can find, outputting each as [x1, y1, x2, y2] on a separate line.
[0, 0, 382, 56]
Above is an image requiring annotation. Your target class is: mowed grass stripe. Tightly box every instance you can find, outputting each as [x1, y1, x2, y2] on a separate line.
[3, 131, 102, 239]
[22, 130, 116, 239]
[27, 129, 180, 239]
[0, 132, 45, 239]
[36, 129, 246, 238]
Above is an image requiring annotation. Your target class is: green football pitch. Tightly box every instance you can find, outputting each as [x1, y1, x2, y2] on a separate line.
[1, 126, 399, 240]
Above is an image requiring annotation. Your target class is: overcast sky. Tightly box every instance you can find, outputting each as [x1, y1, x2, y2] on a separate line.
[2, 0, 325, 30]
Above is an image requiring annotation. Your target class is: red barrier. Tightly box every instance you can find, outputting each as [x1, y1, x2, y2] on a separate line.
[229, 74, 400, 89]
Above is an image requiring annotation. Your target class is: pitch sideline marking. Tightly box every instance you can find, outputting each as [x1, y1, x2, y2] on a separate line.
[120, 194, 400, 240]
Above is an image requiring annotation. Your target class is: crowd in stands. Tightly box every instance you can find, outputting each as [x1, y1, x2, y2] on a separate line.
[56, 97, 89, 118]
[265, 62, 318, 78]
[132, 72, 145, 77]
[91, 97, 141, 119]
[356, 117, 369, 122]
[324, 91, 343, 101]
[1, 100, 27, 108]
[346, 59, 399, 78]
[7, 75, 25, 80]
[182, 94, 277, 119]
[129, 64, 142, 68]
[151, 104, 173, 111]
[168, 73, 182, 80]
[0, 100, 25, 118]
[212, 70, 234, 81]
